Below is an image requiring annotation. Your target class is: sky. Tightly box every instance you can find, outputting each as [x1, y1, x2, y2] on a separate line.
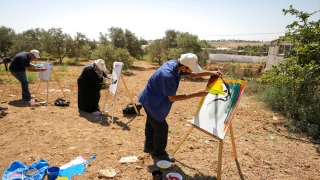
[0, 0, 319, 42]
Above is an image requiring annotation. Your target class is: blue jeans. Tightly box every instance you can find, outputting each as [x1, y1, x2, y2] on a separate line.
[10, 71, 31, 100]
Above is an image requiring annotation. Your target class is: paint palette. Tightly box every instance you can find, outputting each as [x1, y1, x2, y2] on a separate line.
[157, 160, 171, 169]
[39, 101, 47, 105]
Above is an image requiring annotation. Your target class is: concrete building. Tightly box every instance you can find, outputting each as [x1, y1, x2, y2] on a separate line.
[265, 39, 293, 70]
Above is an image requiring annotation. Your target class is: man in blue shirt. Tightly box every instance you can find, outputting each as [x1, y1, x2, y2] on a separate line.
[9, 50, 47, 101]
[138, 53, 222, 162]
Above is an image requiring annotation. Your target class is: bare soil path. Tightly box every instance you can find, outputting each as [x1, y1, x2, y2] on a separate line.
[0, 60, 319, 180]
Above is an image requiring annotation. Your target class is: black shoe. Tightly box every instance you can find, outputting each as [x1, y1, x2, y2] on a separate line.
[153, 154, 175, 162]
[143, 147, 154, 153]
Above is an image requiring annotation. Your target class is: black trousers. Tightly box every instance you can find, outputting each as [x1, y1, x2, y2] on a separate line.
[143, 107, 168, 156]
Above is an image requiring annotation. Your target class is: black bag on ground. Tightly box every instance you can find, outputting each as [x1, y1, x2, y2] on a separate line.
[122, 103, 143, 114]
[54, 98, 70, 106]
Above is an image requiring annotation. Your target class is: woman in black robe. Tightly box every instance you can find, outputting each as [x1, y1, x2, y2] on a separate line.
[77, 59, 110, 115]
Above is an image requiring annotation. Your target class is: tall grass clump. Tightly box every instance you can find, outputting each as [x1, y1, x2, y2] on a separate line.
[243, 80, 267, 96]
[26, 72, 38, 83]
[0, 67, 8, 72]
[64, 61, 81, 66]
[57, 64, 68, 72]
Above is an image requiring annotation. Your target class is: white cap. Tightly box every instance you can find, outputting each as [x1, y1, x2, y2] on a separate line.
[94, 59, 106, 71]
[179, 53, 202, 73]
[30, 50, 40, 58]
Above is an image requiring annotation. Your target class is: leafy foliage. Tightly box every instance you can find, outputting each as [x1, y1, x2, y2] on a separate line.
[0, 26, 15, 55]
[26, 71, 38, 83]
[108, 27, 126, 49]
[92, 44, 133, 71]
[146, 39, 165, 64]
[237, 44, 269, 56]
[259, 6, 320, 138]
[42, 28, 69, 63]
[198, 40, 213, 48]
[146, 30, 209, 67]
[8, 28, 44, 57]
[124, 29, 143, 59]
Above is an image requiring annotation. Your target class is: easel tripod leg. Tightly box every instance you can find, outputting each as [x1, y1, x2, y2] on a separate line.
[112, 95, 116, 124]
[52, 68, 66, 97]
[172, 125, 194, 156]
[229, 124, 238, 160]
[120, 75, 139, 115]
[35, 80, 41, 96]
[217, 139, 223, 180]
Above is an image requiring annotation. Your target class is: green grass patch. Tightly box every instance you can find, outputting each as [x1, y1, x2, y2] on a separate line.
[139, 55, 150, 61]
[64, 61, 81, 66]
[26, 72, 38, 83]
[0, 78, 19, 84]
[52, 74, 63, 81]
[0, 67, 9, 72]
[244, 80, 267, 96]
[57, 64, 68, 72]
[122, 70, 134, 76]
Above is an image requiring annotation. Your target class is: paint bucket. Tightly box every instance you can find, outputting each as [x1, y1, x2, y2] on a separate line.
[166, 172, 182, 180]
[152, 170, 162, 180]
[47, 166, 60, 180]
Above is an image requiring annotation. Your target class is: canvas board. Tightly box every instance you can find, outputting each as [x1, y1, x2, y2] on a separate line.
[38, 62, 53, 81]
[192, 77, 246, 139]
[108, 62, 124, 95]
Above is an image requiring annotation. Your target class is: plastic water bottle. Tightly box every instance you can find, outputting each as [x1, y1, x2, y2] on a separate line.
[104, 104, 108, 113]
[30, 98, 36, 109]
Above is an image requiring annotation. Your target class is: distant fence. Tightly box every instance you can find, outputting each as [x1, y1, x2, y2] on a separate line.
[209, 54, 265, 64]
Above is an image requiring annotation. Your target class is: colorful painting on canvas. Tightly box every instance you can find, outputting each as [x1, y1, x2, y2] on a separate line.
[192, 76, 246, 139]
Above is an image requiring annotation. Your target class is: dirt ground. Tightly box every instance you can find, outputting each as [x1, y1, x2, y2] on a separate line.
[0, 60, 319, 180]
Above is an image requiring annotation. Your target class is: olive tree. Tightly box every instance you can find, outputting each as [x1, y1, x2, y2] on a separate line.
[9, 28, 44, 57]
[0, 26, 15, 56]
[42, 28, 70, 63]
[92, 44, 134, 71]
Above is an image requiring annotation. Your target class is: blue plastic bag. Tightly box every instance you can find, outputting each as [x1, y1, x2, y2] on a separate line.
[2, 158, 49, 180]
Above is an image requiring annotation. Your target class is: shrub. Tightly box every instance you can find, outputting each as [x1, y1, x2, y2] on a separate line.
[26, 72, 38, 83]
[259, 59, 320, 139]
[258, 6, 320, 139]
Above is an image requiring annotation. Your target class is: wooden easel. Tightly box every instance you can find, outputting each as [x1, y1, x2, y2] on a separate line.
[171, 123, 238, 180]
[35, 67, 65, 103]
[120, 75, 139, 114]
[106, 74, 139, 124]
[173, 77, 245, 179]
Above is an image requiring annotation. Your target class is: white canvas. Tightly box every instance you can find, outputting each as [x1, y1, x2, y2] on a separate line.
[38, 62, 53, 81]
[108, 62, 124, 95]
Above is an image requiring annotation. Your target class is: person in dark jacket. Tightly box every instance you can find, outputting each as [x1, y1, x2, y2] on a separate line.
[9, 50, 47, 101]
[77, 59, 110, 115]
